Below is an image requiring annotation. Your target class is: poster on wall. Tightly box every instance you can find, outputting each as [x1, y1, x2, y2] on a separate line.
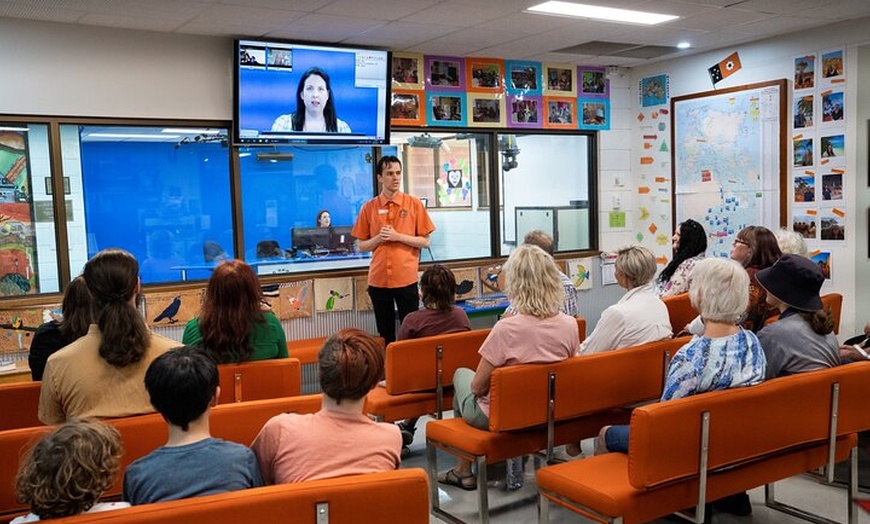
[505, 60, 542, 95]
[793, 210, 817, 239]
[506, 95, 543, 129]
[568, 258, 594, 290]
[0, 130, 38, 297]
[278, 280, 313, 319]
[794, 55, 815, 90]
[435, 146, 473, 208]
[146, 289, 202, 327]
[639, 73, 668, 107]
[314, 277, 353, 312]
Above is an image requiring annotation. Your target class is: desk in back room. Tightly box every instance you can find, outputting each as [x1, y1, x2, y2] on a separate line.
[460, 295, 509, 329]
[172, 253, 372, 280]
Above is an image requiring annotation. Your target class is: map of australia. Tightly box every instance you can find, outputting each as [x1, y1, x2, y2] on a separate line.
[674, 84, 781, 257]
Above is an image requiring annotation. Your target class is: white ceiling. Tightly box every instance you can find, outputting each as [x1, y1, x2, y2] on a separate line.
[1, 0, 869, 66]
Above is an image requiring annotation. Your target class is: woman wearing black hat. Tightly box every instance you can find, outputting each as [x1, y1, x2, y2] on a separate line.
[756, 254, 839, 378]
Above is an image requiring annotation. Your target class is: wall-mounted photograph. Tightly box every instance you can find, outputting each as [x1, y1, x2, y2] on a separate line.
[466, 57, 504, 92]
[505, 60, 542, 95]
[425, 55, 465, 91]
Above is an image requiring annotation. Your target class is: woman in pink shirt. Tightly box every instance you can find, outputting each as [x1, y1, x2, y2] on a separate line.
[437, 244, 579, 490]
[252, 329, 401, 483]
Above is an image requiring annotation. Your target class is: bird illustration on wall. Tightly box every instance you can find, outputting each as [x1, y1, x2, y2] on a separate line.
[152, 296, 182, 324]
[456, 279, 474, 295]
[325, 289, 349, 311]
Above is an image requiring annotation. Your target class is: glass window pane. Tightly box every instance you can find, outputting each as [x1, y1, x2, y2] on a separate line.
[238, 145, 377, 276]
[393, 131, 492, 261]
[62, 125, 233, 284]
[0, 123, 59, 296]
[499, 133, 592, 256]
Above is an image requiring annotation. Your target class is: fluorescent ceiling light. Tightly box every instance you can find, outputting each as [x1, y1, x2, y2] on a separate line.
[0, 126, 29, 132]
[87, 133, 180, 139]
[526, 1, 678, 25]
[161, 128, 221, 134]
[677, 41, 691, 49]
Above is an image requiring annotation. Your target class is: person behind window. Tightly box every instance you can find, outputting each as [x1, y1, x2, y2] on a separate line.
[316, 210, 331, 228]
[182, 260, 287, 364]
[29, 276, 92, 381]
[202, 241, 229, 263]
[437, 244, 579, 491]
[252, 329, 401, 483]
[123, 346, 263, 504]
[756, 255, 839, 378]
[13, 420, 128, 523]
[38, 249, 178, 424]
[271, 67, 351, 133]
[656, 219, 707, 297]
[578, 245, 671, 355]
[597, 258, 765, 454]
[395, 265, 471, 452]
[255, 240, 283, 259]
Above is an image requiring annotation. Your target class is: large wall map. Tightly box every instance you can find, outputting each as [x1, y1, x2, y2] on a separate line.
[672, 80, 786, 257]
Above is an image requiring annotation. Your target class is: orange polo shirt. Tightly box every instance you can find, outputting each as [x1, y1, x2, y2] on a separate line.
[352, 191, 435, 288]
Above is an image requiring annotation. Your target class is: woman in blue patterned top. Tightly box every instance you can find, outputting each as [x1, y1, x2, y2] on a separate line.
[598, 257, 766, 454]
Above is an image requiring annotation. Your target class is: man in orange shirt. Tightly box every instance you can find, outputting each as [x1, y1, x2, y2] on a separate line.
[352, 155, 435, 344]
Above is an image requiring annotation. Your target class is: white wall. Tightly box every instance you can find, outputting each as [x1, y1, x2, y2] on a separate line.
[0, 19, 230, 119]
[626, 17, 870, 337]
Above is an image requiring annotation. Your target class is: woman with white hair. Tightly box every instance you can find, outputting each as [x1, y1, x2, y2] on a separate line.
[774, 228, 808, 257]
[437, 244, 579, 491]
[578, 245, 671, 355]
[597, 258, 766, 454]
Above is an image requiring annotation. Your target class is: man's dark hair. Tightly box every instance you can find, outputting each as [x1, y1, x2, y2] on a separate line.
[376, 155, 402, 175]
[145, 346, 218, 431]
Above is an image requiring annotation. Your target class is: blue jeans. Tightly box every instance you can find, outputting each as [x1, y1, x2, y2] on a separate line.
[605, 424, 630, 453]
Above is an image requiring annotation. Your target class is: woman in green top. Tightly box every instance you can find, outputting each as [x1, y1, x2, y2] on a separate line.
[182, 260, 287, 363]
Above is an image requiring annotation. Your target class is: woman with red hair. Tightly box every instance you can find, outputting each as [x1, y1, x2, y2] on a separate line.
[182, 260, 287, 363]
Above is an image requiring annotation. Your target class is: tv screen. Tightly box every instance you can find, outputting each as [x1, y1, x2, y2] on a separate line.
[235, 39, 390, 145]
[291, 227, 332, 254]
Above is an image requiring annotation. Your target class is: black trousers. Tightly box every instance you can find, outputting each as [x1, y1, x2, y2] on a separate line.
[368, 283, 419, 346]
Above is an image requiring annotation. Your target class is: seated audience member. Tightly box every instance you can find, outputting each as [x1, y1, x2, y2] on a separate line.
[28, 276, 92, 381]
[840, 321, 870, 362]
[774, 228, 809, 257]
[756, 255, 839, 378]
[202, 241, 229, 263]
[729, 225, 782, 332]
[13, 420, 128, 522]
[506, 230, 580, 316]
[255, 240, 283, 259]
[396, 265, 471, 452]
[252, 329, 401, 483]
[656, 219, 707, 297]
[123, 346, 262, 504]
[598, 258, 765, 454]
[39, 249, 177, 424]
[578, 245, 671, 355]
[437, 244, 579, 491]
[182, 260, 287, 363]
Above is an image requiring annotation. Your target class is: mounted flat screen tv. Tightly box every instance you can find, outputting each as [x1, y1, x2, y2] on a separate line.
[234, 39, 390, 146]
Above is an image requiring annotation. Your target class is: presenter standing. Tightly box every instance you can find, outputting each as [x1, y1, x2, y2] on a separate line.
[352, 156, 435, 345]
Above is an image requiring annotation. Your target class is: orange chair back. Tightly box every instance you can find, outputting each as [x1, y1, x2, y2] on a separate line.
[217, 358, 301, 404]
[0, 381, 42, 431]
[661, 293, 698, 335]
[821, 293, 842, 335]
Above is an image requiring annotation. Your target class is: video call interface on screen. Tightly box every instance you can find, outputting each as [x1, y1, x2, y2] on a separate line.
[236, 39, 389, 145]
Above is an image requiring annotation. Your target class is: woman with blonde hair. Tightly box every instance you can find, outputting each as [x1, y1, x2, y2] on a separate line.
[13, 420, 127, 522]
[578, 245, 671, 355]
[437, 244, 579, 491]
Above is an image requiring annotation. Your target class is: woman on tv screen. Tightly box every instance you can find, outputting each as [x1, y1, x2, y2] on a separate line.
[271, 67, 351, 133]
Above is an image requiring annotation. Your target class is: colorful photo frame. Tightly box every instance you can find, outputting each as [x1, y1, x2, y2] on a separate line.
[579, 98, 610, 130]
[640, 74, 668, 107]
[578, 66, 608, 98]
[425, 55, 465, 91]
[505, 60, 542, 95]
[391, 52, 424, 90]
[466, 57, 504, 93]
[468, 93, 506, 128]
[543, 96, 576, 129]
[390, 89, 425, 127]
[543, 63, 576, 96]
[427, 92, 467, 127]
[506, 95, 543, 129]
[794, 55, 815, 90]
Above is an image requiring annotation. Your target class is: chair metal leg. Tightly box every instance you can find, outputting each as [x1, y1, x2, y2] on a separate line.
[427, 440, 441, 513]
[476, 455, 489, 524]
[538, 493, 550, 523]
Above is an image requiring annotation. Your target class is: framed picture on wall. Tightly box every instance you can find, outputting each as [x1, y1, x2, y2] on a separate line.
[468, 93, 506, 128]
[543, 96, 576, 129]
[425, 55, 465, 91]
[579, 98, 610, 130]
[391, 52, 424, 90]
[543, 63, 576, 96]
[578, 66, 609, 98]
[466, 57, 504, 93]
[390, 89, 425, 126]
[505, 60, 542, 95]
[507, 95, 543, 129]
[426, 92, 467, 127]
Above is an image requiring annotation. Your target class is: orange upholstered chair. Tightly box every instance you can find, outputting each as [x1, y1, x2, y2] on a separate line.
[0, 381, 43, 431]
[216, 358, 301, 404]
[661, 293, 698, 335]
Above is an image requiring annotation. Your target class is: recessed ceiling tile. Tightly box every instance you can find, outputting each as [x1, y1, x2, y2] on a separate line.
[78, 13, 188, 32]
[219, 0, 331, 10]
[276, 13, 389, 39]
[400, 0, 507, 27]
[670, 7, 776, 30]
[317, 0, 440, 20]
[735, 14, 825, 35]
[0, 1, 86, 23]
[186, 3, 305, 28]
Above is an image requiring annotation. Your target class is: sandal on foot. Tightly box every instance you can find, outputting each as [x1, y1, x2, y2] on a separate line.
[437, 468, 477, 490]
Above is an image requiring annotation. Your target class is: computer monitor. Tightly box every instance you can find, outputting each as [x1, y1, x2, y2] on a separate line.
[330, 226, 355, 253]
[291, 227, 331, 254]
